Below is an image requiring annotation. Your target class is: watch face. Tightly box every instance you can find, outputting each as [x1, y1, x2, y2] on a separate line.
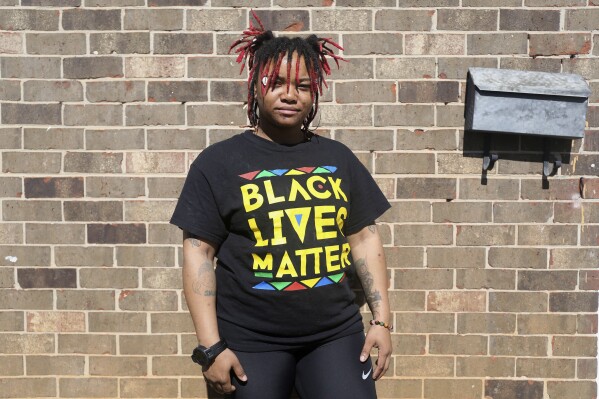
[192, 347, 211, 366]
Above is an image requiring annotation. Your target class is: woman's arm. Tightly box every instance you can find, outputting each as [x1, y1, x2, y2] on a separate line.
[182, 231, 247, 394]
[346, 224, 392, 380]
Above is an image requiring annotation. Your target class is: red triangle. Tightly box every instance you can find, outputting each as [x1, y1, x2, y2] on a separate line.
[239, 170, 261, 180]
[284, 282, 307, 291]
[297, 167, 316, 173]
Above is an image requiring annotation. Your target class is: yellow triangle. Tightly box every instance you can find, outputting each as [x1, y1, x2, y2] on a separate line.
[285, 207, 311, 243]
[302, 278, 321, 288]
[285, 169, 305, 175]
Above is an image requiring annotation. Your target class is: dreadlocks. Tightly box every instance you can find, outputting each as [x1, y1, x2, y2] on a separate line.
[229, 11, 345, 133]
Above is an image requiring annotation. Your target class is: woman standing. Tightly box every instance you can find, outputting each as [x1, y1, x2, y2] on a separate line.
[171, 14, 392, 399]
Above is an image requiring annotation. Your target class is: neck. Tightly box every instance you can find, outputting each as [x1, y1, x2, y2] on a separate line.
[255, 123, 306, 145]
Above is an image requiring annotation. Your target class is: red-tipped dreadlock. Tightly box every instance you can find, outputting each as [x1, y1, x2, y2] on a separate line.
[229, 10, 346, 133]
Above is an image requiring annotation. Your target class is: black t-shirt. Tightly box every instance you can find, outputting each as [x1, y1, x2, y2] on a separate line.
[171, 131, 390, 351]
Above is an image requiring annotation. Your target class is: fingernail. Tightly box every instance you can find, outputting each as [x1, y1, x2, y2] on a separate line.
[360, 354, 366, 362]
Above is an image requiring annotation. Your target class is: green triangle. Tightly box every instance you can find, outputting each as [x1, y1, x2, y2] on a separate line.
[270, 281, 292, 291]
[256, 170, 276, 179]
[313, 167, 332, 174]
[329, 272, 345, 283]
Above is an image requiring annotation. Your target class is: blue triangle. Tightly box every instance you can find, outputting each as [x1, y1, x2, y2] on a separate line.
[315, 277, 334, 287]
[295, 214, 302, 224]
[323, 166, 337, 173]
[253, 282, 276, 290]
[270, 169, 289, 176]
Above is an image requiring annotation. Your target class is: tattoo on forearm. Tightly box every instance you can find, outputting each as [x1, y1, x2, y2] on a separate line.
[367, 224, 376, 234]
[355, 257, 382, 316]
[191, 260, 216, 297]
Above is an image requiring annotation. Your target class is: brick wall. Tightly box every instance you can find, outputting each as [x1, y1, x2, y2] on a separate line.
[0, 1, 597, 399]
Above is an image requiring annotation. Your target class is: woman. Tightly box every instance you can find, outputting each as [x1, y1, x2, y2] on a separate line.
[171, 13, 392, 398]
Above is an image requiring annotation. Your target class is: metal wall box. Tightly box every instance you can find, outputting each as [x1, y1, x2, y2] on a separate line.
[465, 67, 591, 139]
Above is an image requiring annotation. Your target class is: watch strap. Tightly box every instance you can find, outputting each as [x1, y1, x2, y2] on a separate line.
[207, 339, 227, 359]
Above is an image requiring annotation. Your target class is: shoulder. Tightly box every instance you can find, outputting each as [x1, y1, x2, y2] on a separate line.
[191, 131, 248, 169]
[311, 134, 354, 156]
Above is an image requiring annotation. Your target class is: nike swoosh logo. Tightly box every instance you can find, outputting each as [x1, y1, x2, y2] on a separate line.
[362, 367, 372, 380]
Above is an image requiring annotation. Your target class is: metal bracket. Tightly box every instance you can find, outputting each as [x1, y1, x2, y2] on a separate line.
[482, 134, 498, 171]
[542, 138, 562, 177]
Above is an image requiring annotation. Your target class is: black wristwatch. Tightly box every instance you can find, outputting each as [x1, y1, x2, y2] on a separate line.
[191, 339, 228, 367]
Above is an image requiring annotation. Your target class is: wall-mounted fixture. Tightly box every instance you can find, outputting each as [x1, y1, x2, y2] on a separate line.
[465, 67, 591, 178]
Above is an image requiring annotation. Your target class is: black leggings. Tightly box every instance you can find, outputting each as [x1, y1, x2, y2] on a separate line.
[228, 331, 377, 399]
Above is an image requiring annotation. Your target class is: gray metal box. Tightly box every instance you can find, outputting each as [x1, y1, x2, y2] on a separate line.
[465, 67, 591, 139]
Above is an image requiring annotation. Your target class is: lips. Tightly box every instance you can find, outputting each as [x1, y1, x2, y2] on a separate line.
[275, 107, 300, 116]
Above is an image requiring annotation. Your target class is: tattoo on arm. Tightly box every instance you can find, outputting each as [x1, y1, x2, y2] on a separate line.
[184, 231, 202, 248]
[354, 257, 382, 318]
[367, 224, 376, 234]
[191, 260, 216, 297]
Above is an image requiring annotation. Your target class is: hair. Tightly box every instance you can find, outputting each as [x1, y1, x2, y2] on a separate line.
[229, 11, 345, 133]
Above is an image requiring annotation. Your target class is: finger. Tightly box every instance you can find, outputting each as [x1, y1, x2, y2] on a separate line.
[232, 359, 248, 382]
[360, 338, 374, 362]
[221, 381, 236, 394]
[208, 382, 224, 395]
[373, 350, 392, 380]
[373, 356, 385, 380]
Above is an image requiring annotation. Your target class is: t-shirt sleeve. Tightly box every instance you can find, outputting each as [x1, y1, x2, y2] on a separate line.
[343, 153, 391, 235]
[170, 163, 228, 246]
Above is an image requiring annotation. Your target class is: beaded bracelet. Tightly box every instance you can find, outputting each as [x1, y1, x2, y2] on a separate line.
[370, 319, 393, 331]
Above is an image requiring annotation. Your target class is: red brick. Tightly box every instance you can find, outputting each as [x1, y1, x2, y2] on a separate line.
[428, 291, 486, 312]
[87, 224, 146, 244]
[425, 379, 482, 399]
[457, 225, 515, 246]
[253, 10, 310, 32]
[457, 356, 514, 377]
[458, 313, 516, 334]
[118, 290, 178, 311]
[518, 225, 578, 246]
[397, 129, 457, 151]
[395, 225, 453, 246]
[485, 380, 543, 399]
[529, 33, 592, 56]
[27, 311, 84, 332]
[64, 152, 123, 173]
[59, 377, 118, 398]
[439, 9, 497, 31]
[396, 356, 453, 377]
[18, 268, 76, 289]
[126, 152, 185, 174]
[405, 34, 465, 55]
[553, 336, 597, 357]
[0, 378, 56, 398]
[490, 292, 548, 312]
[56, 290, 115, 311]
[518, 270, 578, 291]
[550, 292, 598, 312]
[397, 178, 456, 199]
[24, 177, 83, 198]
[546, 381, 597, 399]
[395, 269, 453, 290]
[580, 270, 599, 290]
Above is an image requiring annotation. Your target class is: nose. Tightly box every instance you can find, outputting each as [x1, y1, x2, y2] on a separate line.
[281, 84, 298, 102]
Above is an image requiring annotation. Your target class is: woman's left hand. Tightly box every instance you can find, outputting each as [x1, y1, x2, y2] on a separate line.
[360, 325, 392, 380]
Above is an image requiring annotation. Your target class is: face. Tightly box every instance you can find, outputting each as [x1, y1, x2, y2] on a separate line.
[255, 52, 314, 133]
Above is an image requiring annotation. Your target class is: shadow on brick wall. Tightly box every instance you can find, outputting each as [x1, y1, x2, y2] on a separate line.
[461, 131, 574, 187]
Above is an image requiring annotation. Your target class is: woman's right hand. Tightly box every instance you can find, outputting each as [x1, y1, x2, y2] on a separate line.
[202, 349, 248, 395]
